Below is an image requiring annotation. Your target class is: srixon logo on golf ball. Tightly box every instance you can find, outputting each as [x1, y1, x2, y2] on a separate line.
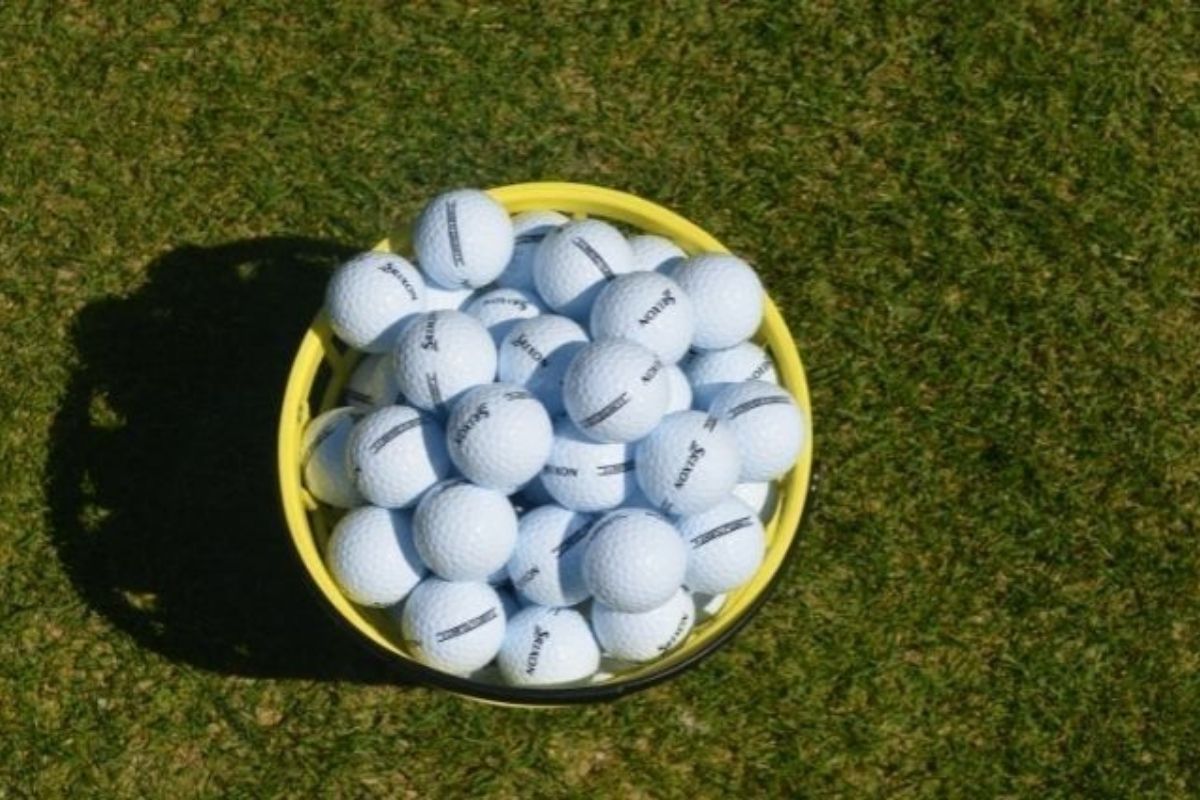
[637, 288, 677, 327]
[658, 611, 693, 653]
[509, 333, 549, 368]
[640, 359, 663, 384]
[673, 440, 707, 490]
[419, 316, 439, 351]
[377, 261, 419, 301]
[525, 623, 552, 676]
[451, 402, 490, 446]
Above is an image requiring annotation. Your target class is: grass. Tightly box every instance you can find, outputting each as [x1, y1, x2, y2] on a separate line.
[2, 1, 1199, 796]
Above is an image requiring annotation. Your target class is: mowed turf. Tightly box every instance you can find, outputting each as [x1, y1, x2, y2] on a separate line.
[2, 2, 1199, 796]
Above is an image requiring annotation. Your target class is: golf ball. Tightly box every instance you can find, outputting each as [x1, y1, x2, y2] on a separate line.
[346, 405, 452, 508]
[590, 587, 694, 662]
[326, 506, 426, 606]
[662, 364, 693, 413]
[498, 606, 600, 687]
[562, 339, 669, 443]
[533, 219, 635, 322]
[497, 314, 588, 416]
[413, 479, 518, 581]
[540, 416, 638, 512]
[413, 189, 514, 289]
[392, 311, 497, 414]
[466, 287, 542, 345]
[343, 353, 405, 409]
[628, 234, 686, 274]
[589, 271, 695, 364]
[675, 496, 765, 594]
[681, 341, 778, 410]
[506, 504, 596, 608]
[325, 251, 425, 353]
[445, 382, 553, 492]
[582, 509, 687, 613]
[670, 253, 763, 350]
[708, 380, 805, 482]
[498, 210, 569, 294]
[635, 410, 741, 516]
[301, 407, 363, 508]
[399, 578, 506, 675]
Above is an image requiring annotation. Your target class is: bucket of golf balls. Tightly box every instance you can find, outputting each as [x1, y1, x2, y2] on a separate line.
[278, 182, 813, 704]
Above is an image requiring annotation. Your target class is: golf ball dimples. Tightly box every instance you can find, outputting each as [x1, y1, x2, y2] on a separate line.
[413, 479, 518, 581]
[445, 382, 553, 492]
[466, 287, 542, 345]
[343, 353, 404, 409]
[497, 315, 588, 416]
[302, 407, 364, 508]
[589, 271, 695, 364]
[533, 219, 636, 322]
[709, 380, 805, 482]
[582, 509, 687, 613]
[562, 339, 669, 444]
[506, 504, 596, 607]
[635, 410, 741, 516]
[663, 364, 693, 413]
[670, 253, 763, 350]
[628, 234, 686, 274]
[413, 189, 514, 289]
[346, 405, 452, 508]
[325, 252, 426, 353]
[498, 606, 600, 686]
[591, 587, 694, 662]
[675, 496, 765, 594]
[682, 341, 778, 409]
[326, 506, 426, 606]
[541, 416, 638, 512]
[499, 210, 569, 294]
[399, 579, 506, 675]
[392, 311, 497, 413]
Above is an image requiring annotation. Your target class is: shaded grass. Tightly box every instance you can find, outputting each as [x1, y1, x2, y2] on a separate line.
[1, 1, 1198, 797]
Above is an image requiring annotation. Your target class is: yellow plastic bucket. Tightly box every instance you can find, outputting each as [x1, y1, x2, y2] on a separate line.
[277, 182, 814, 704]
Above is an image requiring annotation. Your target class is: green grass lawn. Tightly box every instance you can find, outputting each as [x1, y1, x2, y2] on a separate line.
[2, 1, 1199, 796]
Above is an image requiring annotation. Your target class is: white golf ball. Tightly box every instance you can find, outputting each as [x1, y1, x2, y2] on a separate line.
[498, 210, 569, 294]
[498, 606, 600, 687]
[662, 364, 693, 413]
[325, 252, 426, 353]
[708, 380, 806, 482]
[590, 587, 694, 662]
[506, 504, 596, 607]
[681, 341, 778, 409]
[398, 579, 506, 675]
[392, 311, 497, 414]
[301, 407, 363, 508]
[346, 405, 452, 508]
[670, 253, 763, 350]
[423, 280, 475, 311]
[466, 287, 542, 345]
[343, 353, 405, 409]
[497, 315, 588, 416]
[413, 189, 514, 289]
[635, 410, 741, 516]
[412, 479, 518, 581]
[732, 481, 779, 522]
[533, 219, 635, 322]
[562, 339, 669, 443]
[445, 382, 553, 492]
[589, 271, 695, 364]
[325, 506, 426, 606]
[628, 234, 686, 274]
[541, 416, 638, 512]
[582, 509, 687, 613]
[675, 496, 765, 594]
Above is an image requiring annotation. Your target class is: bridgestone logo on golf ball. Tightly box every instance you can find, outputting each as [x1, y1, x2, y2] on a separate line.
[570, 236, 615, 279]
[673, 440, 707, 489]
[582, 392, 630, 429]
[510, 333, 549, 368]
[638, 289, 676, 327]
[544, 464, 579, 477]
[482, 297, 532, 311]
[513, 565, 540, 590]
[445, 200, 466, 272]
[378, 262, 419, 301]
[368, 417, 425, 455]
[420, 316, 439, 351]
[451, 402, 490, 445]
[525, 624, 551, 675]
[641, 359, 663, 384]
[596, 460, 634, 477]
[658, 612, 693, 653]
[691, 516, 754, 549]
[435, 606, 498, 643]
[503, 390, 533, 401]
[303, 423, 339, 464]
[750, 359, 773, 381]
[552, 521, 595, 557]
[726, 394, 791, 419]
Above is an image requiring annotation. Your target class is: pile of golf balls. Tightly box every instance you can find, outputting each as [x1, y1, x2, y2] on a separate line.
[305, 188, 808, 687]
